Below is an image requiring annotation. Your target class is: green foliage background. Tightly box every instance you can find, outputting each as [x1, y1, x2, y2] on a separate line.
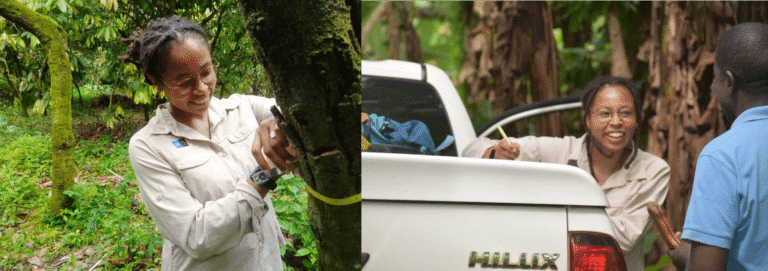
[0, 0, 315, 269]
[362, 1, 649, 135]
[0, 101, 316, 269]
[0, 0, 271, 125]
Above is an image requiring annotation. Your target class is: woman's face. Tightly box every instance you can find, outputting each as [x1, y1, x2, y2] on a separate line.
[585, 85, 637, 157]
[153, 38, 216, 118]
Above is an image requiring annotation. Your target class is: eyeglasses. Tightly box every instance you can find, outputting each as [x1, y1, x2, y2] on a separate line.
[591, 108, 635, 123]
[161, 61, 219, 94]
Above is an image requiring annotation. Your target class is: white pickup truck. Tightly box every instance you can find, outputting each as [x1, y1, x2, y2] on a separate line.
[361, 60, 628, 270]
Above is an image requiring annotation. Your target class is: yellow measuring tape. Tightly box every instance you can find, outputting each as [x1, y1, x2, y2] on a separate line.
[306, 185, 361, 206]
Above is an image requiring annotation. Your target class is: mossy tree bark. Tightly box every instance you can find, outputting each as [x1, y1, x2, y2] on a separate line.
[0, 0, 75, 216]
[237, 0, 360, 270]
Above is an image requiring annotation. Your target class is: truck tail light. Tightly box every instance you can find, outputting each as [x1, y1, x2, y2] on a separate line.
[569, 232, 627, 271]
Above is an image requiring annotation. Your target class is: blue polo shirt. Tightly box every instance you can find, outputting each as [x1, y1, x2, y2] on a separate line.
[682, 105, 768, 270]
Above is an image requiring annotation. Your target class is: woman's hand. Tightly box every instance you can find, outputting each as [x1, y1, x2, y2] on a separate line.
[251, 116, 298, 172]
[483, 140, 521, 160]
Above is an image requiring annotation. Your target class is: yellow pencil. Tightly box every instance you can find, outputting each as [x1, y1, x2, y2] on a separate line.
[497, 126, 512, 144]
[497, 126, 520, 157]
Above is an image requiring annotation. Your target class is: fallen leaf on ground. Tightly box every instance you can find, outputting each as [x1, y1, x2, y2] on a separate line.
[53, 255, 71, 267]
[27, 256, 43, 266]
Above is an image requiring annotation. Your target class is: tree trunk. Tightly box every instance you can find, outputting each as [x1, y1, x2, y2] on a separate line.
[361, 0, 389, 54]
[400, 3, 422, 63]
[382, 2, 422, 62]
[460, 1, 562, 137]
[608, 5, 631, 79]
[638, 2, 734, 269]
[385, 2, 400, 60]
[736, 1, 768, 24]
[0, 0, 76, 216]
[526, 2, 562, 137]
[237, 0, 361, 270]
[1, 59, 27, 117]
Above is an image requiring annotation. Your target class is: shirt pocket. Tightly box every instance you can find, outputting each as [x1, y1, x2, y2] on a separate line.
[225, 123, 259, 171]
[174, 152, 232, 201]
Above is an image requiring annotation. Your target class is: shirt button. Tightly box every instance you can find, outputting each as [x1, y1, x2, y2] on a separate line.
[220, 152, 226, 158]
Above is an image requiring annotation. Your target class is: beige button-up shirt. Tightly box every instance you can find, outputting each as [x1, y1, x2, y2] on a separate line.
[463, 135, 670, 271]
[129, 94, 285, 270]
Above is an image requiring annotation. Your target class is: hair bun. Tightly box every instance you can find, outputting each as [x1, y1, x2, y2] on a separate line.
[117, 27, 143, 67]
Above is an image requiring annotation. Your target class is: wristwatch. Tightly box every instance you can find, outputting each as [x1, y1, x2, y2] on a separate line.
[250, 166, 280, 190]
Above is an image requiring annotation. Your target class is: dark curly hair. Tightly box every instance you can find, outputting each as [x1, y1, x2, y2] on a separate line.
[580, 76, 642, 166]
[117, 15, 210, 85]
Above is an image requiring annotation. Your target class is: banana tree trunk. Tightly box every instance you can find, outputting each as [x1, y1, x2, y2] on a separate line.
[639, 2, 733, 269]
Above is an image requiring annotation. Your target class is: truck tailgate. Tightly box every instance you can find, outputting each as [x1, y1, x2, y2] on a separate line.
[363, 201, 567, 270]
[362, 152, 610, 270]
[362, 152, 607, 206]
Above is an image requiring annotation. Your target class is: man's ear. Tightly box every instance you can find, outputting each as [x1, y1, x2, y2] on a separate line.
[725, 70, 736, 94]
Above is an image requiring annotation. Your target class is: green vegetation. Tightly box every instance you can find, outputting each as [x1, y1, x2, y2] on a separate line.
[642, 231, 672, 271]
[1, 0, 320, 268]
[0, 88, 317, 269]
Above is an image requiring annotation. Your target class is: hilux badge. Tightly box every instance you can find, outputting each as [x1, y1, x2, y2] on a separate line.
[469, 252, 559, 270]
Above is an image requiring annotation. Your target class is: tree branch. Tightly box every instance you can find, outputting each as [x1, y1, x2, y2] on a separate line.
[209, 6, 225, 54]
[362, 1, 389, 51]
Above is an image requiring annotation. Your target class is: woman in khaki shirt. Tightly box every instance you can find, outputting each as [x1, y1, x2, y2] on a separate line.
[121, 16, 296, 270]
[462, 76, 670, 271]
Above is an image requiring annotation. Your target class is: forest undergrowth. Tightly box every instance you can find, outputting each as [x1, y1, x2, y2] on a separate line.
[0, 86, 316, 270]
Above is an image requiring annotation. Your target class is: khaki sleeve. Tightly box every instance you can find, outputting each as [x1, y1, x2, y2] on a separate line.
[461, 135, 574, 164]
[461, 137, 500, 158]
[608, 158, 671, 253]
[129, 136, 270, 260]
[243, 94, 277, 122]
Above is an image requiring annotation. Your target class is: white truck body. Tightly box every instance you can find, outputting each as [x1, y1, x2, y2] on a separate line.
[362, 60, 625, 270]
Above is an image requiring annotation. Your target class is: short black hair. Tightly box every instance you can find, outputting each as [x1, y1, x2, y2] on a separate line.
[715, 22, 768, 94]
[580, 76, 642, 128]
[117, 15, 210, 85]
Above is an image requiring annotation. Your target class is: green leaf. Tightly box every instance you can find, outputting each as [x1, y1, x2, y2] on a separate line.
[642, 231, 660, 256]
[295, 248, 311, 257]
[57, 0, 67, 13]
[133, 85, 151, 105]
[115, 105, 125, 118]
[31, 99, 47, 116]
[104, 26, 111, 41]
[644, 255, 672, 271]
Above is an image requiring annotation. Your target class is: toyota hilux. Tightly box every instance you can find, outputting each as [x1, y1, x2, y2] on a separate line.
[362, 60, 627, 271]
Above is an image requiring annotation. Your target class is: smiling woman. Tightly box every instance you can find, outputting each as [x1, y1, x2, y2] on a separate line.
[462, 76, 670, 271]
[117, 15, 298, 270]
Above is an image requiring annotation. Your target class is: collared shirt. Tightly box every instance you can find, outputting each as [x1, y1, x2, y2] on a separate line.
[463, 135, 670, 271]
[682, 105, 768, 271]
[129, 94, 285, 270]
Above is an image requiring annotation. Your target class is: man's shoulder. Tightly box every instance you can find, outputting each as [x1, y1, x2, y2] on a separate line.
[699, 121, 765, 160]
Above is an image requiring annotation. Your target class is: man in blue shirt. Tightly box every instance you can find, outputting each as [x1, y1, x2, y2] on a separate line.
[670, 22, 768, 270]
